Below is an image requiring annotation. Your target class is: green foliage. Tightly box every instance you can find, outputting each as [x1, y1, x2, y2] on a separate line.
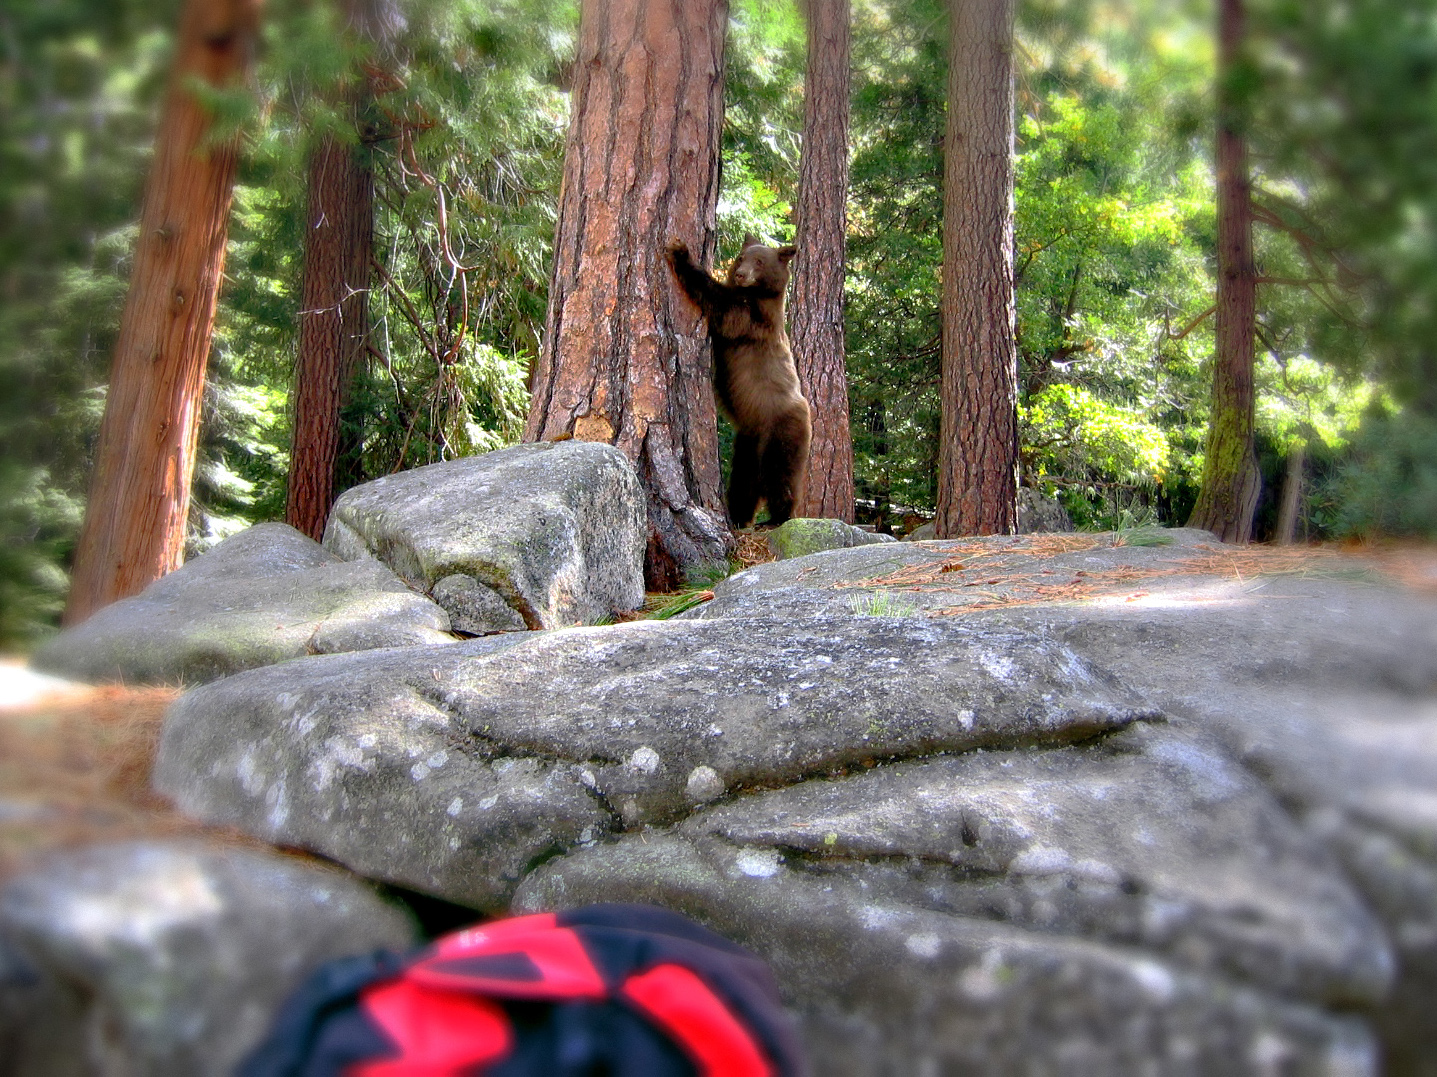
[844, 0, 1216, 524]
[228, 0, 573, 484]
[1253, 0, 1437, 413]
[1, 0, 1430, 644]
[1019, 383, 1170, 526]
[0, 0, 176, 641]
[720, 0, 804, 250]
[0, 462, 82, 644]
[1318, 408, 1437, 540]
[845, 0, 948, 512]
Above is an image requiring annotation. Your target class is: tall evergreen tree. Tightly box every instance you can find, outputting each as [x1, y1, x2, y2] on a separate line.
[936, 0, 1019, 537]
[1188, 0, 1259, 542]
[526, 0, 732, 590]
[65, 0, 263, 624]
[792, 0, 856, 522]
[285, 0, 399, 541]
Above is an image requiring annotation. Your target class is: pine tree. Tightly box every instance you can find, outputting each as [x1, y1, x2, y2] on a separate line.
[936, 0, 1019, 537]
[792, 0, 856, 522]
[525, 0, 732, 590]
[1188, 0, 1260, 543]
[65, 0, 263, 624]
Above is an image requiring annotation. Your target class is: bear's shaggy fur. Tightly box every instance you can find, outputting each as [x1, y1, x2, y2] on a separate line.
[667, 234, 812, 528]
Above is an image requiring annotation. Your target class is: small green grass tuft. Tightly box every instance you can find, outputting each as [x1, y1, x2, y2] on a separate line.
[848, 591, 920, 617]
[1113, 526, 1174, 548]
[646, 589, 717, 620]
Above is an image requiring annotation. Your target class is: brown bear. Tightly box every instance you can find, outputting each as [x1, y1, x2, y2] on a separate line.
[666, 234, 812, 529]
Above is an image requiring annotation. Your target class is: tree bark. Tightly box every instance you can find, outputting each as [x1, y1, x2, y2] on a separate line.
[935, 0, 1019, 538]
[65, 0, 262, 625]
[525, 0, 731, 591]
[285, 0, 400, 540]
[285, 124, 374, 541]
[792, 0, 855, 523]
[1274, 441, 1305, 545]
[1188, 0, 1261, 543]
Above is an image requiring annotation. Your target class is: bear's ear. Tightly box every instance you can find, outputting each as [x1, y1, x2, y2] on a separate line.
[777, 245, 797, 263]
[741, 232, 760, 251]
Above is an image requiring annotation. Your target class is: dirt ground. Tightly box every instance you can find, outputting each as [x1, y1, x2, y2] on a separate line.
[0, 669, 263, 885]
[3, 538, 1433, 888]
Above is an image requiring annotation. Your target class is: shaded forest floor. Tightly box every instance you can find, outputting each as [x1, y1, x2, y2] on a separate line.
[3, 537, 1433, 887]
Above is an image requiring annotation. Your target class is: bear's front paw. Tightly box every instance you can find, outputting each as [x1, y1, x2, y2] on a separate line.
[666, 238, 690, 261]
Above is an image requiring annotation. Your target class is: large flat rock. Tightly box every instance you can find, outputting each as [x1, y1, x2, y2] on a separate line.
[513, 832, 1379, 1076]
[685, 531, 1437, 1072]
[323, 441, 646, 632]
[0, 840, 415, 1076]
[146, 530, 1437, 1073]
[31, 523, 454, 685]
[154, 616, 1154, 909]
[678, 722, 1391, 1008]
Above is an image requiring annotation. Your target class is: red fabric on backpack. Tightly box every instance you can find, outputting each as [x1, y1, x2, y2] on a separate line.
[348, 978, 510, 1077]
[406, 912, 607, 1001]
[623, 963, 775, 1077]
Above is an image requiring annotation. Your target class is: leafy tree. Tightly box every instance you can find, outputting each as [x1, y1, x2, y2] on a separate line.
[222, 0, 570, 510]
[1249, 0, 1437, 539]
[846, 0, 1217, 529]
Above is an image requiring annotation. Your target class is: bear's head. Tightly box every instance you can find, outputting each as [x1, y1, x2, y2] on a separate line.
[727, 233, 797, 295]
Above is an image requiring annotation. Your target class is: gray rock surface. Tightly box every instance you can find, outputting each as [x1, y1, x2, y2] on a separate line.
[1018, 487, 1076, 532]
[683, 531, 1437, 1072]
[692, 527, 1226, 621]
[676, 721, 1392, 1008]
[432, 573, 528, 633]
[766, 517, 897, 560]
[0, 840, 415, 1077]
[145, 527, 1437, 1074]
[31, 523, 454, 685]
[902, 520, 937, 541]
[324, 441, 645, 631]
[155, 617, 1153, 910]
[515, 833, 1379, 1077]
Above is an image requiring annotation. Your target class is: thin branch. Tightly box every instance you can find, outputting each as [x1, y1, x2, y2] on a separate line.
[370, 254, 442, 365]
[1167, 304, 1216, 343]
[1255, 276, 1332, 287]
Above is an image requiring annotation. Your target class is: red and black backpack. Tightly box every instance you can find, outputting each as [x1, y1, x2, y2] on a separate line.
[237, 903, 807, 1077]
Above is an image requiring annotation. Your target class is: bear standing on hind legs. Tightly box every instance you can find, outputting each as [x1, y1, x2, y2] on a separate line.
[666, 234, 813, 528]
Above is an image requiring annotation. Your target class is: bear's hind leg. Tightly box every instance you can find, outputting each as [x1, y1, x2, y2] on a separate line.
[759, 409, 811, 527]
[727, 432, 762, 528]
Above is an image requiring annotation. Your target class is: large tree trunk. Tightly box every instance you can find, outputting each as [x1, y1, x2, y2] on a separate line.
[792, 0, 855, 523]
[935, 0, 1019, 538]
[285, 124, 374, 540]
[1188, 0, 1260, 543]
[64, 0, 262, 625]
[285, 0, 399, 540]
[525, 0, 731, 591]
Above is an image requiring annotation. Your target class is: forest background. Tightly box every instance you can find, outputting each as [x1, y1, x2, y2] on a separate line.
[1, 0, 1434, 644]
